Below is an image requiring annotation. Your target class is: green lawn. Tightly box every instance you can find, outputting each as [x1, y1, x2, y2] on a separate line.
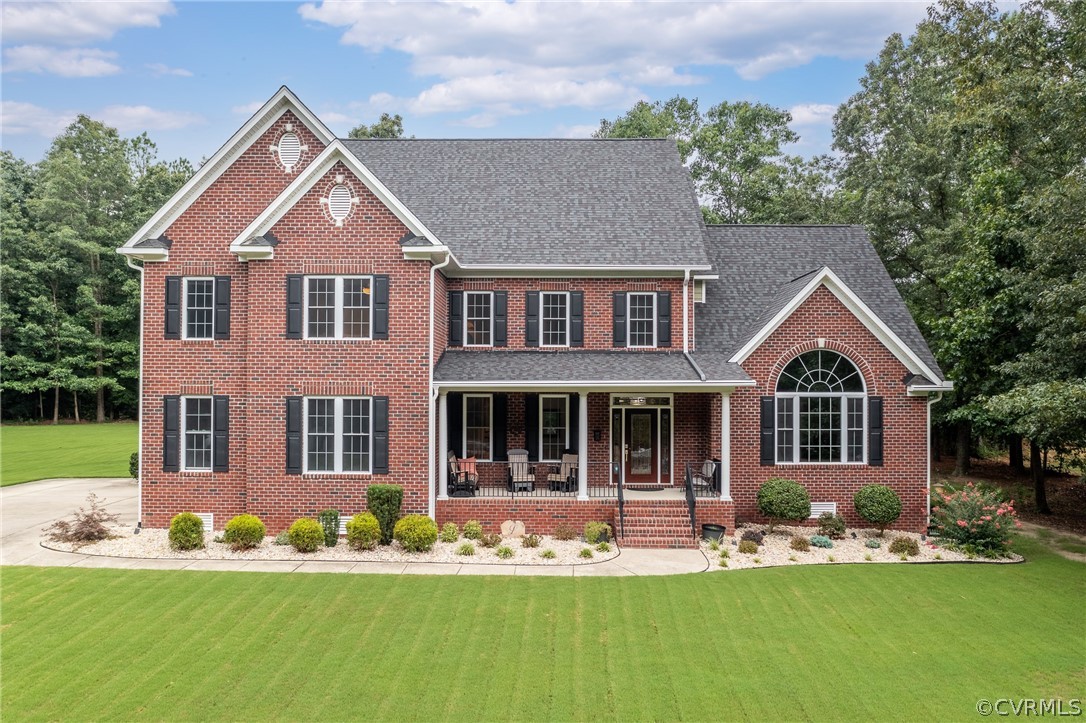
[0, 422, 137, 486]
[2, 537, 1083, 721]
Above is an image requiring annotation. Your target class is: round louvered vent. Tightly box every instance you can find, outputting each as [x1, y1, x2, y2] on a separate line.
[277, 132, 301, 168]
[327, 184, 353, 221]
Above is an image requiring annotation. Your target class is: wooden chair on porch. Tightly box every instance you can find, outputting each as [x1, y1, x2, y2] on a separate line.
[447, 450, 478, 497]
[506, 449, 535, 493]
[547, 453, 578, 493]
[690, 459, 717, 494]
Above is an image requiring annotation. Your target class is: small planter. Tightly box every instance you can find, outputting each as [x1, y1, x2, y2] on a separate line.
[701, 524, 726, 542]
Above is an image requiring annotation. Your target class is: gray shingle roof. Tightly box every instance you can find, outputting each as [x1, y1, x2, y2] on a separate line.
[342, 139, 710, 268]
[435, 350, 751, 384]
[697, 225, 944, 380]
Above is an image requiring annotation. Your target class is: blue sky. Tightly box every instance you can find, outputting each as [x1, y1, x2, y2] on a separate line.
[1, 1, 937, 165]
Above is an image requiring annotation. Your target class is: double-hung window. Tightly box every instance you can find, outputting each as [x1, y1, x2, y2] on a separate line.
[305, 276, 371, 339]
[184, 278, 214, 339]
[627, 293, 656, 348]
[465, 292, 493, 347]
[540, 394, 569, 462]
[464, 394, 492, 460]
[775, 350, 865, 464]
[305, 397, 372, 473]
[541, 292, 569, 347]
[182, 396, 213, 471]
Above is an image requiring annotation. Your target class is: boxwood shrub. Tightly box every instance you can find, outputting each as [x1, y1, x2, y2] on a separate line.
[317, 509, 340, 547]
[756, 478, 811, 532]
[394, 514, 439, 552]
[168, 512, 204, 551]
[366, 484, 403, 545]
[346, 512, 381, 551]
[223, 514, 266, 550]
[854, 484, 902, 536]
[288, 518, 324, 553]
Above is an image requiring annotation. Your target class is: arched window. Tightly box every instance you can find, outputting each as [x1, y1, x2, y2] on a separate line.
[775, 350, 866, 463]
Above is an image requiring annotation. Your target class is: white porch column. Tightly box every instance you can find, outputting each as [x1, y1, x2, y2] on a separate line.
[577, 391, 590, 500]
[721, 392, 732, 501]
[438, 390, 449, 500]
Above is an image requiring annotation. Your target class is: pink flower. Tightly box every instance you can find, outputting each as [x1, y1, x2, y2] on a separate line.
[957, 520, 968, 527]
[1014, 521, 1022, 528]
[981, 515, 992, 522]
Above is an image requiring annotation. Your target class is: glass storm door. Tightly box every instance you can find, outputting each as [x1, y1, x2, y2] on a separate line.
[624, 410, 658, 483]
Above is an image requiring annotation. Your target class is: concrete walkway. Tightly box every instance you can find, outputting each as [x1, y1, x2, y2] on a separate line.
[1, 478, 709, 576]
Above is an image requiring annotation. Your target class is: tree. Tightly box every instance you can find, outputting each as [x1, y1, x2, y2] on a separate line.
[347, 113, 408, 139]
[594, 96, 701, 163]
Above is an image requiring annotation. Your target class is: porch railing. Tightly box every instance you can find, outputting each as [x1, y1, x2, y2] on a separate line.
[683, 463, 697, 539]
[465, 462, 619, 499]
[616, 467, 625, 538]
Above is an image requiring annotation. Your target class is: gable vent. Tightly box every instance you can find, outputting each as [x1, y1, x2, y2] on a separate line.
[327, 184, 353, 223]
[277, 132, 301, 169]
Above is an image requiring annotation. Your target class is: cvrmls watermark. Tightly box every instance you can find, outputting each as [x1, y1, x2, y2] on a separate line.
[977, 699, 1082, 717]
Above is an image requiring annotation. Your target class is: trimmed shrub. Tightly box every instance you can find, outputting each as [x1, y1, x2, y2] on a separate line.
[346, 512, 381, 551]
[317, 509, 340, 547]
[223, 514, 266, 550]
[366, 484, 404, 545]
[584, 522, 611, 544]
[462, 520, 483, 540]
[817, 512, 847, 539]
[553, 523, 576, 541]
[930, 482, 1019, 556]
[129, 452, 139, 479]
[740, 529, 765, 545]
[288, 518, 324, 553]
[495, 545, 514, 559]
[579, 547, 594, 559]
[790, 536, 810, 552]
[169, 512, 205, 551]
[522, 533, 541, 548]
[479, 533, 502, 548]
[540, 549, 557, 559]
[738, 540, 758, 554]
[756, 478, 811, 532]
[888, 536, 920, 557]
[440, 522, 460, 543]
[393, 515, 439, 552]
[865, 538, 882, 549]
[809, 535, 833, 549]
[44, 493, 120, 547]
[457, 542, 476, 556]
[854, 485, 902, 535]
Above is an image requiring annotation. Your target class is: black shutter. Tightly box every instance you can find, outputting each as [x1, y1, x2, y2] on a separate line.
[525, 292, 540, 347]
[568, 393, 580, 453]
[493, 393, 508, 461]
[212, 395, 229, 472]
[213, 276, 231, 340]
[760, 396, 775, 466]
[447, 392, 464, 457]
[570, 291, 584, 347]
[163, 395, 180, 472]
[372, 275, 390, 340]
[613, 292, 627, 347]
[286, 275, 303, 339]
[493, 291, 508, 347]
[165, 276, 181, 339]
[868, 397, 884, 467]
[657, 291, 671, 348]
[525, 393, 539, 461]
[373, 396, 390, 474]
[448, 291, 463, 347]
[286, 396, 302, 474]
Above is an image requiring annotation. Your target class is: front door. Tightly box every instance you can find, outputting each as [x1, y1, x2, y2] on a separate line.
[624, 409, 658, 484]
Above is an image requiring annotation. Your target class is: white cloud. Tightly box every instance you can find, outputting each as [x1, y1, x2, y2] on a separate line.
[97, 105, 203, 132]
[789, 103, 838, 127]
[1, 1, 175, 45]
[0, 100, 202, 137]
[3, 46, 121, 77]
[147, 62, 192, 77]
[552, 123, 599, 139]
[299, 0, 928, 120]
[0, 101, 76, 137]
[231, 101, 264, 115]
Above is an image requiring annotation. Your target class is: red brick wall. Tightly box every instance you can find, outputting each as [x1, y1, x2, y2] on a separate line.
[729, 285, 929, 532]
[436, 498, 616, 536]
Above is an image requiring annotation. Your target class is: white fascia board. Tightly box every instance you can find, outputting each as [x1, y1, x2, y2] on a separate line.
[907, 381, 955, 396]
[231, 141, 441, 252]
[729, 267, 943, 383]
[117, 246, 169, 262]
[433, 379, 755, 391]
[118, 87, 335, 252]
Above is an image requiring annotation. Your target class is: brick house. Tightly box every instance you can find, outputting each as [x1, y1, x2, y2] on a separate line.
[118, 87, 952, 548]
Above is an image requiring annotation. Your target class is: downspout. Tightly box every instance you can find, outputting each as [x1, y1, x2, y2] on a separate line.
[681, 269, 706, 381]
[926, 391, 943, 531]
[428, 249, 452, 520]
[125, 256, 145, 531]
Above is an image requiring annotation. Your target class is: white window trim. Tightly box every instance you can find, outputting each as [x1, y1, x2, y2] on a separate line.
[462, 393, 493, 462]
[182, 277, 215, 341]
[181, 396, 213, 472]
[627, 292, 657, 349]
[463, 291, 494, 348]
[303, 275, 372, 341]
[540, 291, 570, 348]
[539, 393, 570, 463]
[303, 396, 373, 475]
[775, 392, 867, 465]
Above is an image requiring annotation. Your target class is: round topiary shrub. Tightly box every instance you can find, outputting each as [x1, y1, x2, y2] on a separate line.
[854, 484, 902, 536]
[756, 478, 811, 532]
[346, 512, 381, 551]
[288, 518, 324, 553]
[462, 520, 483, 540]
[366, 484, 404, 545]
[169, 512, 205, 550]
[393, 514, 439, 552]
[223, 514, 266, 550]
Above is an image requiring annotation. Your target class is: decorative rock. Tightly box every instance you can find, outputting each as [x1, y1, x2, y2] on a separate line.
[501, 520, 526, 538]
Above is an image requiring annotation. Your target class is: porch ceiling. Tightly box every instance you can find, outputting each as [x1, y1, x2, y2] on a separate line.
[433, 350, 752, 389]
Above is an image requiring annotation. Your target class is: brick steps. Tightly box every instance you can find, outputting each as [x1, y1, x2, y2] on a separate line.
[616, 500, 699, 549]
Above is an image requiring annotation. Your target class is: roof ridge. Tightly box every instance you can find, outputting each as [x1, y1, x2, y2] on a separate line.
[339, 137, 673, 142]
[705, 223, 863, 228]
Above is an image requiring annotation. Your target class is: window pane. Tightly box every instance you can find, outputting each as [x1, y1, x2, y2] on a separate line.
[799, 397, 841, 462]
[776, 397, 794, 462]
[541, 396, 567, 460]
[628, 293, 655, 347]
[341, 278, 371, 339]
[465, 396, 491, 459]
[542, 293, 567, 346]
[185, 279, 214, 339]
[307, 398, 335, 471]
[341, 398, 370, 472]
[777, 350, 863, 393]
[307, 279, 336, 338]
[847, 397, 864, 462]
[466, 293, 492, 346]
[184, 397, 212, 470]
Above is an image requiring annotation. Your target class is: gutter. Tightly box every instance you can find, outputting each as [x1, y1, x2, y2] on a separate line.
[926, 391, 944, 530]
[428, 249, 452, 520]
[684, 352, 707, 382]
[124, 256, 145, 530]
